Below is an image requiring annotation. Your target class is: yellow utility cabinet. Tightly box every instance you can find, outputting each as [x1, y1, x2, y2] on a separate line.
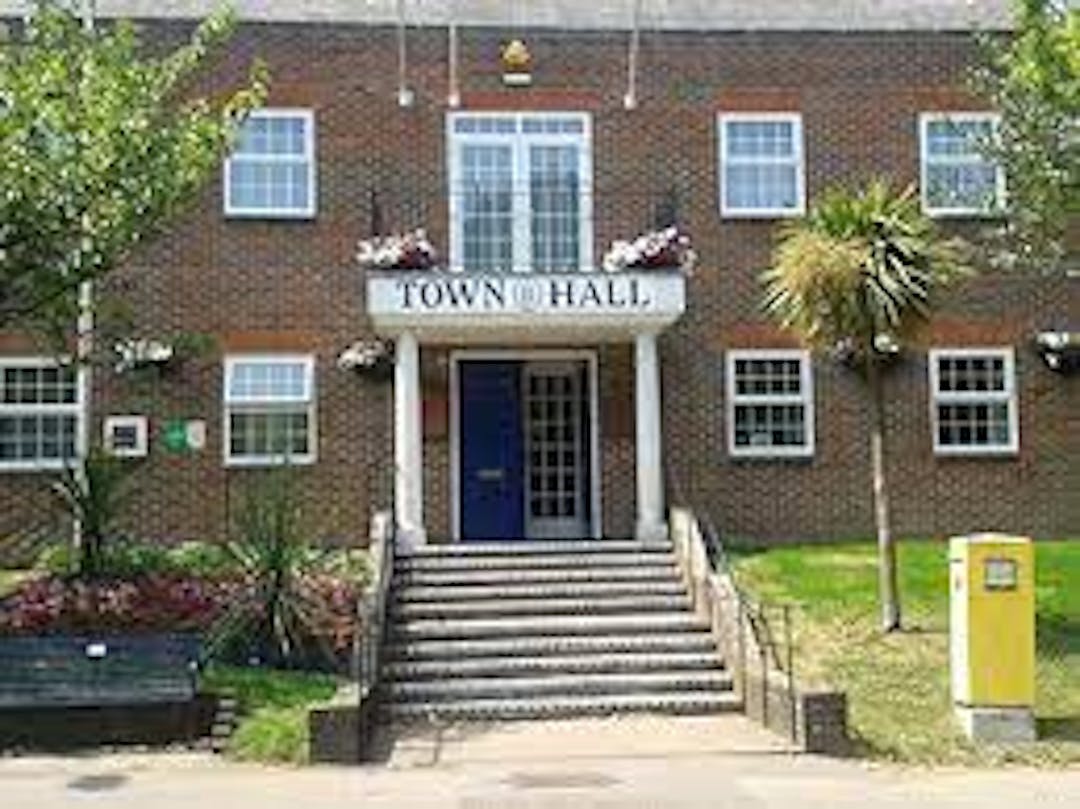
[949, 534, 1036, 742]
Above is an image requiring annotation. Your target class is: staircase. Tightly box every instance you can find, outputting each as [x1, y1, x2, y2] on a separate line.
[382, 539, 741, 721]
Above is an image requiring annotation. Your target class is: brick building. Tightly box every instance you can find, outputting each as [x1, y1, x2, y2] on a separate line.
[1, 0, 1077, 560]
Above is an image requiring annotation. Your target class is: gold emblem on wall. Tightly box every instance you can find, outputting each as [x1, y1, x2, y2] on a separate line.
[501, 39, 532, 86]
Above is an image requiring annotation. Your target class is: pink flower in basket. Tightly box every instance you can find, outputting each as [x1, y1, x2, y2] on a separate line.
[601, 226, 697, 274]
[356, 228, 438, 271]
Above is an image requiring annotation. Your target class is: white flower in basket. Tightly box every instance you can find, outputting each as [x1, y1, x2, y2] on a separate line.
[114, 338, 175, 374]
[356, 229, 438, 271]
[601, 226, 697, 275]
[338, 339, 392, 371]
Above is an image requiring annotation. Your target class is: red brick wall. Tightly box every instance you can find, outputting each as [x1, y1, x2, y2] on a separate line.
[0, 21, 1075, 556]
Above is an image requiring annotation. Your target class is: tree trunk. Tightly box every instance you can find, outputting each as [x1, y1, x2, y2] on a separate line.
[867, 358, 901, 632]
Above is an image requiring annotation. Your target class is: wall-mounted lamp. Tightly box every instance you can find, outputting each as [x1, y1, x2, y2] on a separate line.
[1034, 331, 1080, 372]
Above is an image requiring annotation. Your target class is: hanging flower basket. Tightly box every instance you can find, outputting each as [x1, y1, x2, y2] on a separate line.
[114, 338, 175, 375]
[338, 338, 394, 380]
[356, 229, 438, 272]
[601, 226, 697, 275]
[830, 334, 903, 368]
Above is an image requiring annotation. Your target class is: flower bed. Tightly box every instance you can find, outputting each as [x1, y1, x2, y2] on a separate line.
[0, 574, 239, 636]
[0, 571, 363, 660]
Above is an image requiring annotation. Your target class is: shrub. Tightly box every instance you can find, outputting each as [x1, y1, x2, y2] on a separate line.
[210, 470, 365, 669]
[50, 447, 137, 579]
[35, 539, 238, 579]
[167, 541, 234, 578]
[0, 574, 243, 636]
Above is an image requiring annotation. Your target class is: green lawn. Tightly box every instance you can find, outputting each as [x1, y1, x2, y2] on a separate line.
[731, 539, 1080, 766]
[202, 665, 341, 765]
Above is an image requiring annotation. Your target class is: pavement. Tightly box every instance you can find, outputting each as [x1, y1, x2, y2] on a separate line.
[1, 714, 1078, 808]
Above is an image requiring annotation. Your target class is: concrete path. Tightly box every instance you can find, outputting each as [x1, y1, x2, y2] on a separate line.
[1, 715, 1077, 809]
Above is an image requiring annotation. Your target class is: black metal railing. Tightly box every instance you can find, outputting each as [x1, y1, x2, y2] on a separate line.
[666, 465, 799, 739]
[351, 511, 395, 712]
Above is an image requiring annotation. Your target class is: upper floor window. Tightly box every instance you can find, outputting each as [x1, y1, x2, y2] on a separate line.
[726, 350, 814, 458]
[718, 113, 805, 217]
[0, 359, 80, 470]
[447, 112, 593, 273]
[920, 113, 1004, 216]
[224, 355, 316, 466]
[225, 109, 316, 218]
[929, 348, 1018, 455]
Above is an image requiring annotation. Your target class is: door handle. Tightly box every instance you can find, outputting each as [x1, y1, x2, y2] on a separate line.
[476, 467, 505, 482]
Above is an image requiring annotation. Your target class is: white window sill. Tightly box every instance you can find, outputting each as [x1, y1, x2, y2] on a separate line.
[720, 207, 805, 220]
[0, 460, 72, 473]
[923, 206, 1003, 220]
[729, 447, 815, 460]
[223, 208, 317, 221]
[224, 455, 316, 468]
[933, 445, 1019, 458]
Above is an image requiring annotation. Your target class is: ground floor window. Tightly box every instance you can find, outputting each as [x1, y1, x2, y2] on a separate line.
[223, 354, 316, 466]
[726, 349, 814, 458]
[0, 359, 80, 470]
[929, 348, 1018, 455]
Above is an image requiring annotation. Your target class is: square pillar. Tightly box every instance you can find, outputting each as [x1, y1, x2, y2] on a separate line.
[634, 332, 667, 542]
[394, 331, 425, 549]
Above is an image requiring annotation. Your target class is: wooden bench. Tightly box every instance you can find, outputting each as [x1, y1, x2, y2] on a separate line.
[0, 634, 201, 708]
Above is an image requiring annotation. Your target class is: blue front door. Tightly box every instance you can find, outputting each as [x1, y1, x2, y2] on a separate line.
[460, 362, 525, 539]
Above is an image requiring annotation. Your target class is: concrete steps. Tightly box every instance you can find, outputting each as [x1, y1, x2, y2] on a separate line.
[392, 612, 710, 642]
[395, 579, 687, 602]
[382, 540, 738, 722]
[389, 692, 743, 722]
[388, 671, 734, 702]
[395, 565, 680, 587]
[394, 551, 678, 573]
[386, 632, 717, 661]
[384, 651, 723, 680]
[392, 593, 692, 620]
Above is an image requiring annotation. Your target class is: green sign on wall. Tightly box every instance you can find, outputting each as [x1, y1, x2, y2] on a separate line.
[160, 419, 206, 454]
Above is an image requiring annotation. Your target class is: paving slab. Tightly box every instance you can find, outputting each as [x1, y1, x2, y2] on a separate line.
[1, 715, 1078, 809]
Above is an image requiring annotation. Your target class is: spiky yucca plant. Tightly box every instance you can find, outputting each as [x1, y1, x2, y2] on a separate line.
[763, 180, 968, 631]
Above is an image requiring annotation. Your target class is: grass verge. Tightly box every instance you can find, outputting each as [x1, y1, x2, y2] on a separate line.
[202, 665, 340, 765]
[731, 539, 1080, 766]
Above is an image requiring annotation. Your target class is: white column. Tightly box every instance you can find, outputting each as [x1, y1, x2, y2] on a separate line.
[634, 332, 667, 542]
[394, 331, 425, 549]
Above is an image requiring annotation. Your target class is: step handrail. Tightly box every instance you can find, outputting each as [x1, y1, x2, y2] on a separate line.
[353, 511, 395, 705]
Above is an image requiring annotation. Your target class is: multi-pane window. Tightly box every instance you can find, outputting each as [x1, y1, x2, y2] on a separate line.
[225, 109, 316, 218]
[0, 361, 80, 469]
[719, 114, 805, 217]
[920, 113, 1003, 216]
[930, 349, 1018, 455]
[726, 350, 814, 457]
[448, 112, 592, 272]
[224, 355, 316, 465]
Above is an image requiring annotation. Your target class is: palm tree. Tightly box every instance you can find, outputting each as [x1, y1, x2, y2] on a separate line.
[762, 180, 968, 631]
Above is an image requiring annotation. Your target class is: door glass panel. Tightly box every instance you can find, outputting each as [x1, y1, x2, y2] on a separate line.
[523, 362, 589, 539]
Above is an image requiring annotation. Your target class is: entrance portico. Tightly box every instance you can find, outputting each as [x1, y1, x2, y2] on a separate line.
[367, 271, 685, 548]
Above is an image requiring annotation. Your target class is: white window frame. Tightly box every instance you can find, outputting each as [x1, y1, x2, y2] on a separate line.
[929, 347, 1019, 456]
[223, 354, 317, 467]
[726, 349, 815, 458]
[919, 112, 1005, 218]
[446, 110, 594, 273]
[224, 108, 317, 219]
[0, 357, 83, 472]
[102, 415, 149, 459]
[718, 112, 806, 218]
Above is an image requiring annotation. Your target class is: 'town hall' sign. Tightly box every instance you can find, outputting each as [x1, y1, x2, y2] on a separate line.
[367, 272, 685, 323]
